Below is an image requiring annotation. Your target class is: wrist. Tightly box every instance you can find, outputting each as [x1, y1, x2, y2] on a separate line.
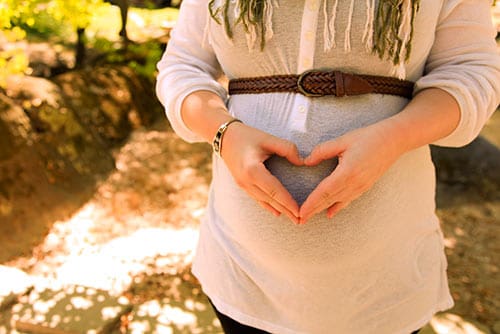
[180, 90, 234, 142]
[384, 88, 461, 152]
[374, 117, 413, 157]
[212, 118, 243, 158]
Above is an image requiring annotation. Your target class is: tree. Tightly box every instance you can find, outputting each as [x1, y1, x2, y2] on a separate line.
[49, 0, 106, 67]
[0, 0, 106, 79]
[106, 0, 130, 41]
[0, 1, 30, 87]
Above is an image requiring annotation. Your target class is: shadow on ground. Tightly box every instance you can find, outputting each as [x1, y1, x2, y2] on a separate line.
[431, 135, 500, 330]
[0, 65, 163, 263]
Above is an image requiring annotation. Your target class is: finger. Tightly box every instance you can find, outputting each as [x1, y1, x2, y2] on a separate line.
[244, 161, 300, 216]
[326, 202, 347, 218]
[300, 186, 343, 223]
[262, 137, 304, 166]
[300, 170, 347, 222]
[251, 186, 299, 224]
[246, 183, 297, 220]
[304, 138, 345, 166]
[258, 200, 281, 217]
[253, 168, 300, 217]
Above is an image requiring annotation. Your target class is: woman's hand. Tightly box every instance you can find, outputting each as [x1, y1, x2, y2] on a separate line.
[221, 122, 304, 224]
[299, 121, 407, 224]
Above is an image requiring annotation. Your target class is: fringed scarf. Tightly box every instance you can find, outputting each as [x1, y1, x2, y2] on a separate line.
[208, 0, 421, 78]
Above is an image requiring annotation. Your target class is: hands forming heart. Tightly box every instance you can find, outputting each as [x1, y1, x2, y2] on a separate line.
[221, 120, 405, 225]
[299, 122, 404, 224]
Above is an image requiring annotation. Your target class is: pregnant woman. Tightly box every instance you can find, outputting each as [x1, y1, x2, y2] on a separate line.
[156, 1, 500, 333]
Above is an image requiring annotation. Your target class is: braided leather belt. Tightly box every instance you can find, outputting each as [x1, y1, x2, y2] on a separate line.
[228, 69, 414, 99]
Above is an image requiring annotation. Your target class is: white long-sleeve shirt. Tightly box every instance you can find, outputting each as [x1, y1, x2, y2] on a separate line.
[156, 1, 500, 333]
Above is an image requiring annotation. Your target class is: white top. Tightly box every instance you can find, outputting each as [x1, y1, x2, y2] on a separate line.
[156, 1, 500, 333]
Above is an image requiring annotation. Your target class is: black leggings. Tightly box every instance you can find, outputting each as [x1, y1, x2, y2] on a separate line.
[210, 300, 421, 334]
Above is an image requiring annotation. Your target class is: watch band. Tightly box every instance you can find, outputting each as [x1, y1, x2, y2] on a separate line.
[212, 118, 242, 158]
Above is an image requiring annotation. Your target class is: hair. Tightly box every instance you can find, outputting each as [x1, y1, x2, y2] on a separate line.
[208, 0, 421, 66]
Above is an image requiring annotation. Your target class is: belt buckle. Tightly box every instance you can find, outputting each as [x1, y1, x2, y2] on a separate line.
[297, 69, 324, 97]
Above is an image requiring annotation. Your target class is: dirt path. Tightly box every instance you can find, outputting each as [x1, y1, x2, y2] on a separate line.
[2, 113, 499, 333]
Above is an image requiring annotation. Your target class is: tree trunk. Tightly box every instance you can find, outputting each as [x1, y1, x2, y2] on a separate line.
[118, 0, 129, 41]
[75, 27, 86, 68]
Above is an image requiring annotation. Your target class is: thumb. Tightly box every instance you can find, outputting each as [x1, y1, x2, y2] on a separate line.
[262, 137, 304, 166]
[304, 138, 345, 166]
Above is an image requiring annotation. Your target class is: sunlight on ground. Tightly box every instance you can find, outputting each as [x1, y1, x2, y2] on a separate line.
[0, 266, 32, 298]
[430, 313, 492, 334]
[3, 283, 131, 333]
[2, 119, 497, 332]
[1, 126, 218, 332]
[27, 202, 199, 294]
[87, 4, 178, 42]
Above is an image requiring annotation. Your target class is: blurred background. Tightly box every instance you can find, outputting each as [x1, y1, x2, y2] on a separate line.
[0, 1, 498, 333]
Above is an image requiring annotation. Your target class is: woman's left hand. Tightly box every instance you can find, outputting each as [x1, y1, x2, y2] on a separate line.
[299, 121, 407, 224]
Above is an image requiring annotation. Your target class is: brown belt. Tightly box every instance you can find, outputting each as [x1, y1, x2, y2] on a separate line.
[228, 70, 414, 99]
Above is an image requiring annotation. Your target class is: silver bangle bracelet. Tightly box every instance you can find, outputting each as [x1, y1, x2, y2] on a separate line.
[212, 118, 242, 158]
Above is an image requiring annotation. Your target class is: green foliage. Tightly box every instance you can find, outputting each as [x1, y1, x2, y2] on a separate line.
[0, 27, 29, 87]
[126, 42, 164, 78]
[0, 0, 110, 86]
[0, 1, 32, 86]
[50, 0, 106, 30]
[91, 38, 163, 78]
[0, 1, 177, 86]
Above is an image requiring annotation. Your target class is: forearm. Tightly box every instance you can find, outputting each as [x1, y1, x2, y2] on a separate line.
[181, 90, 303, 222]
[180, 90, 235, 143]
[383, 88, 461, 154]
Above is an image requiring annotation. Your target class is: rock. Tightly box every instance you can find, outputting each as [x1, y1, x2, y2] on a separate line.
[25, 42, 73, 78]
[493, 321, 500, 334]
[432, 136, 500, 204]
[0, 75, 114, 263]
[0, 64, 164, 263]
[5, 75, 115, 176]
[0, 93, 32, 160]
[53, 66, 163, 143]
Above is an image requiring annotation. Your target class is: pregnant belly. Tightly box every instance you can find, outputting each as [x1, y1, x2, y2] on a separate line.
[210, 146, 437, 272]
[211, 153, 376, 271]
[264, 155, 338, 205]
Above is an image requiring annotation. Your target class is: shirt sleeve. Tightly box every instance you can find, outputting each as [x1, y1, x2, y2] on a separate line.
[155, 0, 227, 143]
[413, 0, 500, 147]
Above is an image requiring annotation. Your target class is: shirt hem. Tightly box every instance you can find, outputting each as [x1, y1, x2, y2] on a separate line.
[192, 265, 306, 334]
[192, 263, 454, 334]
[396, 298, 454, 334]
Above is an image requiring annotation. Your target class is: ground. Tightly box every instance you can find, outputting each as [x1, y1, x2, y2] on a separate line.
[0, 5, 499, 331]
[1, 111, 498, 333]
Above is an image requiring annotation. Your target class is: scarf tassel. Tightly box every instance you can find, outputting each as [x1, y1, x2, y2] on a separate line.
[209, 0, 420, 77]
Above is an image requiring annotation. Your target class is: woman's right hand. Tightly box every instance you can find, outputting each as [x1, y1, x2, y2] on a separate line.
[221, 122, 304, 224]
